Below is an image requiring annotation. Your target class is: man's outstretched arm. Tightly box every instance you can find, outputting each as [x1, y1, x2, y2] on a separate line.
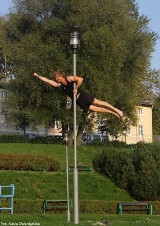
[33, 73, 60, 87]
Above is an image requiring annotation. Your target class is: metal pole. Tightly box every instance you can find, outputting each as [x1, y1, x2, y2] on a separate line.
[73, 51, 79, 224]
[65, 144, 70, 222]
[4, 55, 7, 76]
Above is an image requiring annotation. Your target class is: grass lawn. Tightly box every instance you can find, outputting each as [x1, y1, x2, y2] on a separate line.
[0, 143, 134, 203]
[0, 214, 159, 226]
[0, 143, 127, 171]
[0, 143, 100, 171]
[0, 143, 158, 225]
[0, 171, 133, 201]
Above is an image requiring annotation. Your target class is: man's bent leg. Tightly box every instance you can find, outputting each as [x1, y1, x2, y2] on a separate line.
[93, 99, 123, 117]
[89, 105, 120, 118]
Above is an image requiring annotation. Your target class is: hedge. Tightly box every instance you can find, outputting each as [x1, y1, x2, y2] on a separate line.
[0, 134, 28, 143]
[0, 153, 60, 172]
[0, 134, 63, 144]
[14, 199, 43, 214]
[5, 199, 160, 214]
[12, 199, 117, 214]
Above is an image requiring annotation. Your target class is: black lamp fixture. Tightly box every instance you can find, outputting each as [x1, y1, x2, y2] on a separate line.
[63, 132, 69, 146]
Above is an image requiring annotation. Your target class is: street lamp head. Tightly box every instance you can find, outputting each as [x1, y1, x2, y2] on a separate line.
[63, 132, 69, 146]
[62, 25, 86, 53]
[69, 25, 80, 52]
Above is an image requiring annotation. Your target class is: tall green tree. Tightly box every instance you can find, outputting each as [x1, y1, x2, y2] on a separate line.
[1, 0, 157, 140]
[142, 70, 160, 138]
[152, 96, 160, 137]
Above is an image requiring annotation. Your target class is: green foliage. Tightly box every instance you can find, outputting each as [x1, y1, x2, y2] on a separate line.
[106, 140, 127, 148]
[93, 143, 160, 201]
[0, 143, 160, 216]
[0, 0, 157, 136]
[152, 96, 160, 136]
[8, 199, 160, 215]
[131, 143, 160, 200]
[0, 143, 99, 171]
[14, 199, 43, 214]
[93, 149, 134, 189]
[80, 200, 117, 214]
[0, 134, 28, 143]
[0, 170, 133, 202]
[0, 134, 63, 144]
[0, 199, 128, 214]
[30, 136, 63, 144]
[0, 153, 60, 171]
[85, 140, 127, 148]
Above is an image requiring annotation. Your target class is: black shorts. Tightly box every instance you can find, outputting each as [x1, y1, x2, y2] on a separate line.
[76, 90, 94, 112]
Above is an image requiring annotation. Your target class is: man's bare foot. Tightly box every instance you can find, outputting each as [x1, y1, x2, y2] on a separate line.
[115, 109, 123, 118]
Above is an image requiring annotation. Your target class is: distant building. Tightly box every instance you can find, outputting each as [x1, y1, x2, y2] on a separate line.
[117, 101, 153, 144]
[86, 101, 153, 144]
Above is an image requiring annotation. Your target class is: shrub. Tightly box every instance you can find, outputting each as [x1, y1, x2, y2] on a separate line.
[0, 154, 60, 172]
[30, 136, 62, 144]
[107, 140, 127, 148]
[0, 134, 28, 143]
[92, 148, 135, 190]
[86, 140, 127, 148]
[131, 145, 160, 200]
[0, 134, 63, 144]
[131, 173, 159, 201]
[93, 143, 160, 201]
[14, 199, 43, 214]
[79, 200, 117, 214]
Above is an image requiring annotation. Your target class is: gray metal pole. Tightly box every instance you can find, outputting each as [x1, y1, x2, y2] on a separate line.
[73, 52, 79, 224]
[66, 144, 70, 222]
[4, 55, 7, 76]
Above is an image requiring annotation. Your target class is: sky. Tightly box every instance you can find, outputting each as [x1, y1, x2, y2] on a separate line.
[136, 0, 160, 70]
[0, 0, 159, 70]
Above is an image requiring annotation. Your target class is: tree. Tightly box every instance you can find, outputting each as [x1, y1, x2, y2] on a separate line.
[1, 0, 157, 142]
[152, 96, 160, 137]
[143, 70, 160, 138]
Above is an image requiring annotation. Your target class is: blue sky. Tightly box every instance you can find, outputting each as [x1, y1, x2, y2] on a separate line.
[137, 0, 160, 70]
[0, 0, 159, 70]
[0, 0, 13, 16]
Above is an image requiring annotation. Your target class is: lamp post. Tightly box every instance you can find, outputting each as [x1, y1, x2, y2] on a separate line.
[69, 25, 80, 225]
[63, 25, 86, 224]
[63, 132, 70, 222]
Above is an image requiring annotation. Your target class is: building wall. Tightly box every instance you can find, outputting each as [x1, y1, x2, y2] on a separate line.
[118, 105, 152, 144]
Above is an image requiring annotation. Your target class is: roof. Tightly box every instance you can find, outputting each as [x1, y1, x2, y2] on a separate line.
[139, 101, 153, 107]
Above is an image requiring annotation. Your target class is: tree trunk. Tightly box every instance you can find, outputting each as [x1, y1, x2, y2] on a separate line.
[76, 113, 87, 145]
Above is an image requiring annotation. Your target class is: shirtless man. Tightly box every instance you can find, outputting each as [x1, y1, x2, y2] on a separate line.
[33, 70, 123, 118]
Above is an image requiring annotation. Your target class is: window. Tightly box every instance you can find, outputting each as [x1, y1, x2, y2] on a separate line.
[138, 108, 143, 115]
[138, 125, 143, 136]
[0, 91, 7, 99]
[126, 127, 131, 135]
[8, 74, 15, 80]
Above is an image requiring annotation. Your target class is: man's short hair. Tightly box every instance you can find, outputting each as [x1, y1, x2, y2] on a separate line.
[54, 70, 65, 77]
